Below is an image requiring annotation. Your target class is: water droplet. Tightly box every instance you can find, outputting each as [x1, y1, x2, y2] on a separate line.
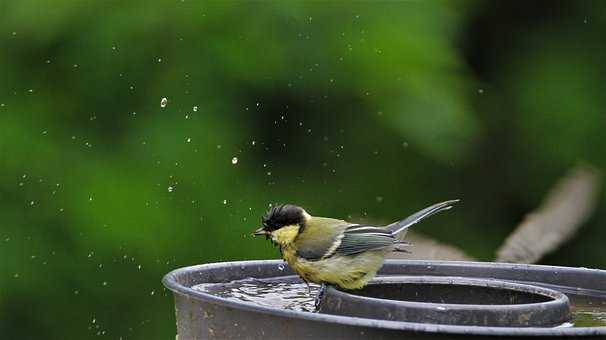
[231, 157, 238, 165]
[167, 186, 174, 192]
[150, 290, 155, 295]
[186, 137, 191, 143]
[102, 281, 108, 286]
[137, 265, 142, 270]
[193, 106, 198, 112]
[160, 97, 168, 108]
[222, 199, 227, 205]
[251, 140, 256, 146]
[477, 88, 484, 94]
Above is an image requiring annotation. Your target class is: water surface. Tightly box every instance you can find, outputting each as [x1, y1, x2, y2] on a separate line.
[193, 278, 319, 313]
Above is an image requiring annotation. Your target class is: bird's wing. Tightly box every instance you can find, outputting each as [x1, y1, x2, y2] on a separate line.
[295, 217, 348, 261]
[333, 224, 396, 257]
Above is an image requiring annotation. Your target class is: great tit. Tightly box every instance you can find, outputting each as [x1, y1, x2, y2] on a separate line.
[252, 200, 459, 294]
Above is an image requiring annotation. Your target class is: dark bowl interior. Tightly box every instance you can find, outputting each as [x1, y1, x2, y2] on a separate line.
[352, 282, 552, 305]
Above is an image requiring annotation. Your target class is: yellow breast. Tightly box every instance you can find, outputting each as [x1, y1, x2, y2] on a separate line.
[281, 246, 388, 289]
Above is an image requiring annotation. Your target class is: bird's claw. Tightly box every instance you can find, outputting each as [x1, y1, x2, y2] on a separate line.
[314, 283, 327, 309]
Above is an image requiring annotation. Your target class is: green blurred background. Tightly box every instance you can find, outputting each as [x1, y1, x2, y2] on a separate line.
[1, 1, 605, 339]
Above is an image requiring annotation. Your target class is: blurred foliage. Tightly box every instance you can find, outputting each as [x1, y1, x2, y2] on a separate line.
[1, 1, 605, 339]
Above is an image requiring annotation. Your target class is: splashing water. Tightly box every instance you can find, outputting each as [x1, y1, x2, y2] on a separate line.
[192, 279, 319, 312]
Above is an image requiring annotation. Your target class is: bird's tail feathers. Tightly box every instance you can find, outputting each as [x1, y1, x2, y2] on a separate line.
[386, 199, 459, 240]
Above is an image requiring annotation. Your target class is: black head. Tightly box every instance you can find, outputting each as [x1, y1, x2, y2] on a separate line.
[260, 204, 306, 233]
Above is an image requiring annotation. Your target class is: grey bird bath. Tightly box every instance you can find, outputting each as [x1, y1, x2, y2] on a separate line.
[162, 260, 606, 339]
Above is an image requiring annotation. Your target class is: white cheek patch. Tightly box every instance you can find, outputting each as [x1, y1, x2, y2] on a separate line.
[270, 233, 279, 243]
[269, 225, 300, 245]
[302, 210, 312, 222]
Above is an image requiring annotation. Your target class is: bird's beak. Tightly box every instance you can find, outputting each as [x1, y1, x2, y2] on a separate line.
[252, 227, 268, 237]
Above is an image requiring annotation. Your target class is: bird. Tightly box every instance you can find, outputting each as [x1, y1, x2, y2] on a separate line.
[252, 200, 459, 303]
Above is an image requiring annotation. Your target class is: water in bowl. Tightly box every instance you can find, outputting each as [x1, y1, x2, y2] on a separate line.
[571, 306, 606, 327]
[193, 278, 320, 313]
